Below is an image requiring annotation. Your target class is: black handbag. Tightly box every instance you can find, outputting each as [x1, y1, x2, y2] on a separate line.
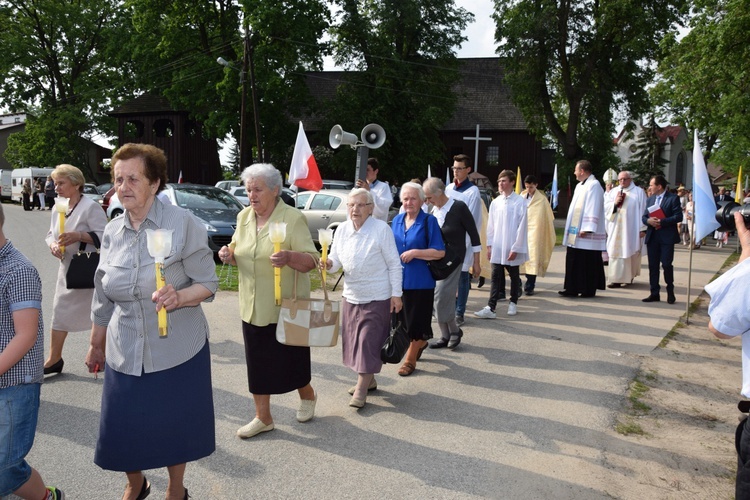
[424, 217, 461, 280]
[381, 312, 410, 364]
[65, 232, 101, 289]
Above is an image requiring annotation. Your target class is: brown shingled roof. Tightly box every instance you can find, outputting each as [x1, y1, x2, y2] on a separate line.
[109, 94, 179, 116]
[304, 57, 528, 131]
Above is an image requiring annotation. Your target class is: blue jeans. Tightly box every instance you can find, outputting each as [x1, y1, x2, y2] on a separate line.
[455, 271, 470, 318]
[0, 383, 41, 496]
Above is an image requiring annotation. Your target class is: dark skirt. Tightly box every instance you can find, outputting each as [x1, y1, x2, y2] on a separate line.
[95, 342, 215, 472]
[563, 247, 606, 294]
[242, 322, 311, 394]
[401, 288, 434, 341]
[341, 298, 391, 374]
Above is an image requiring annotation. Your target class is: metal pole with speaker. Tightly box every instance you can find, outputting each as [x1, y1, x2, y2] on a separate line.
[329, 123, 386, 185]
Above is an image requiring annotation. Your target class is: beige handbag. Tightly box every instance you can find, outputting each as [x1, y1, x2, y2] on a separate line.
[276, 268, 340, 347]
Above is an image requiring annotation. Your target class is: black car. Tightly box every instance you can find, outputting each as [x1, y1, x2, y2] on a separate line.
[168, 183, 244, 252]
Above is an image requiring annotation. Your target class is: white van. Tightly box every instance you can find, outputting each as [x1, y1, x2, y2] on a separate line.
[11, 167, 55, 203]
[0, 170, 11, 201]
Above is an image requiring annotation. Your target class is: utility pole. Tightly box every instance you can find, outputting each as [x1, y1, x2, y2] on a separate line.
[246, 32, 263, 163]
[239, 34, 250, 169]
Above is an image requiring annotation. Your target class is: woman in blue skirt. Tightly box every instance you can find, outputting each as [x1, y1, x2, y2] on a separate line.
[85, 144, 218, 500]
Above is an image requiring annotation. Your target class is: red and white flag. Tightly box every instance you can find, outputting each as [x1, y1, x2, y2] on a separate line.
[289, 122, 322, 191]
[178, 170, 184, 184]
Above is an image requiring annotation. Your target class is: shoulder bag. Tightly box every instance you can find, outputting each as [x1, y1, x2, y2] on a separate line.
[424, 214, 460, 280]
[380, 311, 410, 364]
[65, 232, 101, 289]
[276, 266, 340, 347]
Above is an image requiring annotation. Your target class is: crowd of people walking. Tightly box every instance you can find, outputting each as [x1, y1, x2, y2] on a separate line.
[3, 146, 740, 499]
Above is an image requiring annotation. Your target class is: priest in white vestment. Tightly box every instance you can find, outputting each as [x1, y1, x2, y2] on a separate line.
[520, 175, 556, 295]
[560, 160, 607, 297]
[604, 171, 647, 287]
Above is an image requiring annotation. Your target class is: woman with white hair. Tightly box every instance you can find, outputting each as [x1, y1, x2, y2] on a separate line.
[219, 163, 319, 438]
[390, 182, 445, 377]
[322, 188, 402, 408]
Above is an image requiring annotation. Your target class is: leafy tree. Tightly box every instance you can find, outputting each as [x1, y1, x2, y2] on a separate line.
[493, 0, 688, 179]
[625, 116, 670, 182]
[324, 0, 473, 182]
[652, 0, 750, 171]
[0, 0, 125, 171]
[122, 0, 330, 170]
[5, 110, 96, 174]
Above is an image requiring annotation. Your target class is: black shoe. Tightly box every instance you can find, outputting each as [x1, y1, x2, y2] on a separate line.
[430, 338, 449, 349]
[477, 277, 485, 288]
[579, 292, 596, 298]
[642, 295, 660, 303]
[447, 329, 464, 349]
[558, 290, 577, 297]
[607, 283, 622, 288]
[135, 476, 151, 500]
[43, 358, 64, 375]
[525, 289, 535, 296]
[667, 293, 676, 304]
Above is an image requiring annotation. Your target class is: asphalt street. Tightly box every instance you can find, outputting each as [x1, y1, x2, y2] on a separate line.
[1, 202, 732, 499]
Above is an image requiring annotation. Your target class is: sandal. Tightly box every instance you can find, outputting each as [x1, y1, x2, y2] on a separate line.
[398, 362, 416, 377]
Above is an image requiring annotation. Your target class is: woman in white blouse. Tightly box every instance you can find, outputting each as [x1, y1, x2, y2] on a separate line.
[322, 188, 403, 408]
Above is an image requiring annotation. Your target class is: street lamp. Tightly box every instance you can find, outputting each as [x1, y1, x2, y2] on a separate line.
[217, 33, 263, 167]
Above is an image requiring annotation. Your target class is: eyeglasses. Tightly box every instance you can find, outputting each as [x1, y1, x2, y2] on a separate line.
[346, 203, 372, 209]
[451, 166, 468, 171]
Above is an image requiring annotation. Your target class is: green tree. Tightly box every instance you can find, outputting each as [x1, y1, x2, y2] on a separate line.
[122, 0, 330, 169]
[0, 0, 126, 173]
[652, 0, 750, 171]
[325, 0, 473, 182]
[493, 0, 687, 178]
[625, 116, 670, 181]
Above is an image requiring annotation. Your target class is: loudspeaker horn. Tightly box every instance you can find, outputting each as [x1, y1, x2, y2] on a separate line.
[329, 124, 359, 149]
[361, 123, 386, 149]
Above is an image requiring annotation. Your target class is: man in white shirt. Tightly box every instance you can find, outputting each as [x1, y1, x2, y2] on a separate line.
[604, 170, 646, 288]
[559, 160, 607, 298]
[706, 211, 750, 498]
[474, 169, 528, 318]
[445, 154, 483, 325]
[355, 157, 392, 222]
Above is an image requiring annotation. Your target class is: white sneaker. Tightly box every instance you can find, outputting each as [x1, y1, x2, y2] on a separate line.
[474, 306, 496, 319]
[508, 302, 517, 316]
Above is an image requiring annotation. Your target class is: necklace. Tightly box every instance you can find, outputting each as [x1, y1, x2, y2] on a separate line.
[65, 199, 80, 218]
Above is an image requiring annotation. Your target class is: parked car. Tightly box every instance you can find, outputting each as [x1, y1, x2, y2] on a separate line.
[229, 186, 249, 206]
[96, 182, 113, 194]
[296, 189, 350, 244]
[215, 179, 240, 192]
[288, 179, 354, 193]
[82, 183, 104, 206]
[108, 183, 244, 252]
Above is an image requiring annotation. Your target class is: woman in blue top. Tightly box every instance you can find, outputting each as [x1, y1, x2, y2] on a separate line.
[391, 182, 445, 376]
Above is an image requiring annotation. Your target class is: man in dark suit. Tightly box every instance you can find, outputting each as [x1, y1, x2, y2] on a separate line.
[642, 175, 683, 304]
[715, 187, 731, 202]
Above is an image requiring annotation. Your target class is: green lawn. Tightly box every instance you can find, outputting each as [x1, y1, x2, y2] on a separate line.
[215, 263, 341, 293]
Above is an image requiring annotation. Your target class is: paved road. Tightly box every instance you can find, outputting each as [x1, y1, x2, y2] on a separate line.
[1, 202, 732, 499]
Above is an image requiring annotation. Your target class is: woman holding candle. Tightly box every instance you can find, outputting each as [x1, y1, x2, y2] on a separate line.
[84, 143, 218, 500]
[390, 182, 445, 377]
[321, 188, 403, 408]
[43, 164, 107, 375]
[218, 163, 319, 439]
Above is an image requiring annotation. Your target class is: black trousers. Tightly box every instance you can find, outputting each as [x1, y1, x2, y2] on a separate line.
[646, 241, 675, 296]
[736, 416, 750, 499]
[488, 263, 520, 310]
